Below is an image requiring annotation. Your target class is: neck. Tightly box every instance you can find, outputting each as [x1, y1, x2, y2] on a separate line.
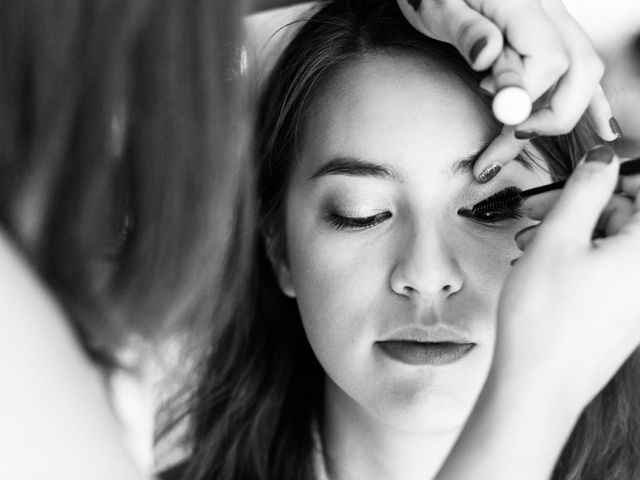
[322, 378, 461, 480]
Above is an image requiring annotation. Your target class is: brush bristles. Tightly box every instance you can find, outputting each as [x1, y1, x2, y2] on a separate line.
[471, 186, 523, 215]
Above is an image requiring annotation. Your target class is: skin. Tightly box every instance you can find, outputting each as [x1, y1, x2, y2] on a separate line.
[396, 0, 616, 181]
[0, 230, 142, 480]
[270, 52, 552, 480]
[437, 149, 640, 480]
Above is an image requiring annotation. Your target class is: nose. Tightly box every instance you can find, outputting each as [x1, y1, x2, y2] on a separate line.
[389, 221, 463, 300]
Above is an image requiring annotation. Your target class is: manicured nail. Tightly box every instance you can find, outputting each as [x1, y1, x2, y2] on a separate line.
[469, 37, 488, 65]
[479, 84, 494, 96]
[514, 225, 537, 247]
[407, 0, 422, 11]
[609, 117, 623, 139]
[478, 164, 501, 183]
[514, 130, 538, 140]
[585, 144, 614, 164]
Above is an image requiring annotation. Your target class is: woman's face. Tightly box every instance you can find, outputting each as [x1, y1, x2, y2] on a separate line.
[273, 52, 551, 433]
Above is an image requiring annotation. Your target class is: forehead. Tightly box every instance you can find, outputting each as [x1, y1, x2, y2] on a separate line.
[298, 52, 497, 177]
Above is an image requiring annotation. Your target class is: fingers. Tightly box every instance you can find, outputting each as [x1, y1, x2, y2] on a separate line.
[525, 165, 640, 224]
[468, 0, 567, 101]
[400, 0, 620, 170]
[512, 1, 612, 139]
[490, 47, 532, 126]
[524, 191, 635, 237]
[598, 195, 636, 236]
[396, 0, 503, 70]
[472, 126, 528, 183]
[533, 145, 619, 248]
[514, 224, 538, 251]
[522, 190, 562, 221]
[588, 85, 620, 141]
[521, 156, 639, 250]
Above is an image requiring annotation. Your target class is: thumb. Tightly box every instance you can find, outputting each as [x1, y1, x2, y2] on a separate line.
[397, 0, 503, 70]
[538, 145, 620, 248]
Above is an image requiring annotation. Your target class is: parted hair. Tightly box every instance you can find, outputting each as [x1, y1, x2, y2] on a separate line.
[0, 0, 253, 367]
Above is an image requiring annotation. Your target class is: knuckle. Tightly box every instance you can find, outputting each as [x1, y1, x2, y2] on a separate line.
[588, 57, 605, 81]
[546, 115, 577, 134]
[455, 19, 477, 46]
[545, 51, 570, 76]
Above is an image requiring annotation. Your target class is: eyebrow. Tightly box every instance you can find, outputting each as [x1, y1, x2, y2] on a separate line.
[309, 157, 400, 182]
[452, 144, 538, 174]
[308, 144, 536, 182]
[451, 141, 494, 175]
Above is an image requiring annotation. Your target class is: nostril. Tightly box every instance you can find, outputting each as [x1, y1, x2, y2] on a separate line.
[403, 285, 416, 295]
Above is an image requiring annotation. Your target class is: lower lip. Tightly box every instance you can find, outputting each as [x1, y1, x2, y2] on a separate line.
[376, 341, 475, 366]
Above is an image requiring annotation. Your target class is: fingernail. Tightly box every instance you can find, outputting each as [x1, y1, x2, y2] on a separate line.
[585, 144, 615, 164]
[514, 225, 537, 244]
[479, 83, 494, 96]
[609, 117, 623, 139]
[478, 164, 502, 183]
[514, 130, 538, 140]
[469, 37, 488, 65]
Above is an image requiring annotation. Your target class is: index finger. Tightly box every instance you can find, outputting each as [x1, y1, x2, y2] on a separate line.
[538, 145, 619, 248]
[468, 0, 567, 101]
[472, 126, 528, 183]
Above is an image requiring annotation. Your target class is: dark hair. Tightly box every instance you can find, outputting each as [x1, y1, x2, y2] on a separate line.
[0, 0, 252, 367]
[180, 1, 640, 479]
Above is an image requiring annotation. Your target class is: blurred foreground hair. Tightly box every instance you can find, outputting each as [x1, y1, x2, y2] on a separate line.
[0, 0, 253, 365]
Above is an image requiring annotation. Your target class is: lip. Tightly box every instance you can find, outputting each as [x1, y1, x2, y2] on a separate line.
[376, 325, 475, 366]
[376, 341, 475, 366]
[381, 325, 471, 344]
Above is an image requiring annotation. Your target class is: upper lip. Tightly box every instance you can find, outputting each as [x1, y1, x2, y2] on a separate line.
[379, 325, 473, 344]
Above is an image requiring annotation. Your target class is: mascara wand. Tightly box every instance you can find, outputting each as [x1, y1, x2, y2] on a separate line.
[467, 156, 640, 218]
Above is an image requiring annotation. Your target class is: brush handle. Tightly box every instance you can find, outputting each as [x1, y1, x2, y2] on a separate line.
[520, 156, 640, 199]
[519, 180, 566, 199]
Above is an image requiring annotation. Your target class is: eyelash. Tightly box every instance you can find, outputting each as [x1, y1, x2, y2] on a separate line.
[470, 209, 523, 223]
[327, 212, 392, 230]
[327, 200, 522, 232]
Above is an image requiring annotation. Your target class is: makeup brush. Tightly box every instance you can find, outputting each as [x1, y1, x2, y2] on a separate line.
[469, 156, 640, 218]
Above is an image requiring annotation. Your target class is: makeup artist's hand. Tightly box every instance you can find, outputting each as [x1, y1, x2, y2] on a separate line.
[435, 145, 640, 480]
[498, 145, 640, 409]
[396, 0, 620, 183]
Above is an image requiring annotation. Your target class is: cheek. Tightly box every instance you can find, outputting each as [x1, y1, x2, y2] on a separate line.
[285, 220, 389, 359]
[452, 220, 534, 319]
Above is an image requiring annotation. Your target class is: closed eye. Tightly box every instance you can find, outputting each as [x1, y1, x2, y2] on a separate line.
[457, 205, 523, 224]
[468, 209, 523, 223]
[327, 211, 392, 231]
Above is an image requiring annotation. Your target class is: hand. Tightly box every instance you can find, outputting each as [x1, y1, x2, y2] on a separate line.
[496, 145, 640, 409]
[396, 0, 621, 183]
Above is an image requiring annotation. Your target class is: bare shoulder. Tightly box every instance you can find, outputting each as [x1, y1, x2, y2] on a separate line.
[0, 229, 142, 480]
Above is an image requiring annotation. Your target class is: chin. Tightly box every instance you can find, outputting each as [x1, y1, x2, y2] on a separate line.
[364, 375, 481, 435]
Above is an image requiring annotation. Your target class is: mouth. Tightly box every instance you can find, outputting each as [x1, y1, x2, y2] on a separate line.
[376, 341, 475, 366]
